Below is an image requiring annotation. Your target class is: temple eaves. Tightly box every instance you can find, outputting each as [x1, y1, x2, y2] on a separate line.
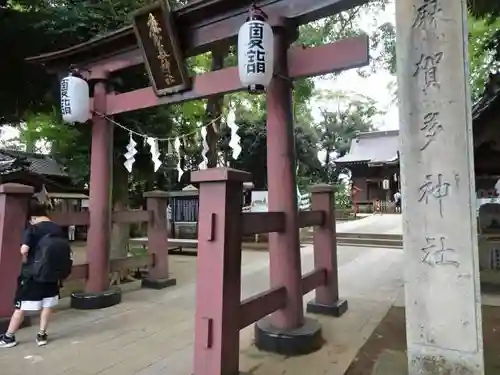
[335, 130, 400, 166]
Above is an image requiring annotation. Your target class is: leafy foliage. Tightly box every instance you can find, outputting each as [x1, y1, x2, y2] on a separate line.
[315, 91, 379, 158]
[468, 16, 500, 101]
[297, 0, 395, 75]
[468, 0, 500, 19]
[313, 91, 380, 183]
[468, 0, 500, 101]
[1, 0, 395, 199]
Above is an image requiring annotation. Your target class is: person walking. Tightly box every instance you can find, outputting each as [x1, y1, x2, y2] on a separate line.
[394, 190, 402, 213]
[0, 200, 72, 348]
[68, 225, 76, 241]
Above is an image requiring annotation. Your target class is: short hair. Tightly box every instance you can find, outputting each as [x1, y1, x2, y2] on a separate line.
[28, 199, 49, 217]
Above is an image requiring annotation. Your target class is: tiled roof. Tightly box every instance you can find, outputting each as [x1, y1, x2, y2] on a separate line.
[0, 160, 24, 175]
[0, 150, 66, 177]
[335, 130, 399, 165]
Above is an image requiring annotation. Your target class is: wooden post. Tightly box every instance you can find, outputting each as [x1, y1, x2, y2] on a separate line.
[86, 76, 113, 293]
[70, 74, 121, 310]
[191, 168, 249, 375]
[0, 184, 34, 331]
[254, 19, 323, 357]
[265, 21, 303, 330]
[306, 184, 347, 317]
[142, 191, 176, 289]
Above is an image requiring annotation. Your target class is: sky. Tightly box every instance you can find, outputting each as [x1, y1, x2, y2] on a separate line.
[312, 1, 398, 131]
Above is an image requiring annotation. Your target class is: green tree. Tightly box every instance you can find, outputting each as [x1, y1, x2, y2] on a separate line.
[468, 15, 500, 101]
[468, 0, 500, 19]
[0, 0, 393, 263]
[314, 90, 380, 165]
[228, 110, 324, 190]
[467, 0, 500, 101]
[297, 0, 395, 75]
[226, 90, 379, 189]
[2, 0, 393, 196]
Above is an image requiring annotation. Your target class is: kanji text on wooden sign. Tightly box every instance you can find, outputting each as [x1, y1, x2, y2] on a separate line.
[132, 0, 191, 96]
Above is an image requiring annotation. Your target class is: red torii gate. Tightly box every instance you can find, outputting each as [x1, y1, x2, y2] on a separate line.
[23, 0, 370, 371]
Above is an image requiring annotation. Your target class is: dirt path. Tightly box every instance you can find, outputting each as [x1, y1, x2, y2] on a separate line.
[345, 305, 500, 375]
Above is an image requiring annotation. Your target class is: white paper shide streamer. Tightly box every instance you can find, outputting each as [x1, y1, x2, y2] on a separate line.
[146, 137, 162, 172]
[173, 137, 183, 181]
[295, 164, 309, 210]
[316, 149, 326, 166]
[199, 127, 209, 170]
[124, 133, 137, 173]
[227, 109, 241, 159]
[217, 151, 225, 167]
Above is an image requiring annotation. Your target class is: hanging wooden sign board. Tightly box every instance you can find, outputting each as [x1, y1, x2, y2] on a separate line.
[132, 1, 191, 96]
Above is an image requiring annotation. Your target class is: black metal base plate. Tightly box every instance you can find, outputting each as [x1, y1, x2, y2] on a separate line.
[254, 316, 323, 355]
[306, 299, 348, 317]
[70, 288, 122, 310]
[141, 277, 177, 289]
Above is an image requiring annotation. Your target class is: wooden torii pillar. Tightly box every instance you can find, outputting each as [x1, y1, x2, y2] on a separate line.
[26, 0, 370, 352]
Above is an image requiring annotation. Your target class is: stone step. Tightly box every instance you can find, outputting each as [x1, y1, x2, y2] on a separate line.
[337, 233, 402, 248]
[301, 232, 403, 248]
[337, 232, 402, 241]
[337, 237, 403, 248]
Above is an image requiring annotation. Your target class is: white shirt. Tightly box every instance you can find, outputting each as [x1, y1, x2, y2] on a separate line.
[495, 179, 500, 197]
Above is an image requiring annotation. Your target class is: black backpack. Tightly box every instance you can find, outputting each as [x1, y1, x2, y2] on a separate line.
[29, 233, 73, 283]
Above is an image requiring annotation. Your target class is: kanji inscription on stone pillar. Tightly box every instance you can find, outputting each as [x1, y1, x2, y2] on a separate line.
[396, 0, 484, 373]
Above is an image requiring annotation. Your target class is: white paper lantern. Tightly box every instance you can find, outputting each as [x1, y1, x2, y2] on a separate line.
[60, 74, 90, 123]
[382, 179, 390, 190]
[238, 15, 274, 94]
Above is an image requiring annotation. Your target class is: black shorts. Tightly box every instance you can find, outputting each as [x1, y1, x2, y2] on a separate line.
[395, 200, 401, 207]
[14, 277, 60, 311]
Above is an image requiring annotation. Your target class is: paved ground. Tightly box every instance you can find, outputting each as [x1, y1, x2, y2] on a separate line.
[350, 303, 500, 375]
[0, 216, 405, 375]
[340, 214, 402, 235]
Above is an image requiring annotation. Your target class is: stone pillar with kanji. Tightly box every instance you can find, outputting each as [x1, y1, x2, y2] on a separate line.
[396, 0, 484, 373]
